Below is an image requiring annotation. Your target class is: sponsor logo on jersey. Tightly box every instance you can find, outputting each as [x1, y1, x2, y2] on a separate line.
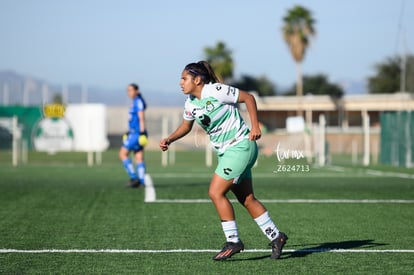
[191, 107, 204, 116]
[205, 101, 214, 112]
[185, 110, 193, 118]
[198, 114, 211, 127]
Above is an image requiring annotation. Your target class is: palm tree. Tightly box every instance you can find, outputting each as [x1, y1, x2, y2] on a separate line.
[282, 5, 316, 100]
[204, 41, 234, 82]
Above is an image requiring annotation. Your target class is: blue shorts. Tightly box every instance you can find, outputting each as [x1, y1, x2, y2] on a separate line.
[122, 133, 144, 152]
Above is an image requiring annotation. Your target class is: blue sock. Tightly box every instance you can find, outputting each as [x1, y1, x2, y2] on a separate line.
[122, 159, 137, 179]
[137, 162, 146, 184]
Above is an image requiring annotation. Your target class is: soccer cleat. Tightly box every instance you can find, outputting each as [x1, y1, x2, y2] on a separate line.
[270, 232, 288, 259]
[213, 241, 244, 261]
[127, 179, 144, 188]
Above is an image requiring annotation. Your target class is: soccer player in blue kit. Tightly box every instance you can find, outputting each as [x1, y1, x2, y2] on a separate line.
[119, 83, 148, 188]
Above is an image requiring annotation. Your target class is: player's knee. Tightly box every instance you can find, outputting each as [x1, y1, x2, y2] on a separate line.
[240, 194, 257, 208]
[208, 188, 224, 202]
[135, 153, 144, 162]
[208, 189, 217, 201]
[119, 148, 127, 160]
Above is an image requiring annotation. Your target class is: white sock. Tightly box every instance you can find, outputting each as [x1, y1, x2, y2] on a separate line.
[254, 211, 280, 241]
[221, 221, 240, 243]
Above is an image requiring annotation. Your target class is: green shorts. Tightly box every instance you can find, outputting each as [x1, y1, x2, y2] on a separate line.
[215, 139, 258, 184]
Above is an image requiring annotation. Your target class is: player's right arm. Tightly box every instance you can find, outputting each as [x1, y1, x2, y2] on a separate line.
[159, 119, 194, 151]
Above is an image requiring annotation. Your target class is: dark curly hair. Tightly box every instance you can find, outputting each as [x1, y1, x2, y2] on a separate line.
[184, 61, 221, 84]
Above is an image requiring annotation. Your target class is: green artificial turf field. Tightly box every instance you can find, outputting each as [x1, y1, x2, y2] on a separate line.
[0, 150, 413, 274]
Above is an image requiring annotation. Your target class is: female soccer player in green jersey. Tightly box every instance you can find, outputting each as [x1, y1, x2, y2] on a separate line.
[159, 61, 287, 261]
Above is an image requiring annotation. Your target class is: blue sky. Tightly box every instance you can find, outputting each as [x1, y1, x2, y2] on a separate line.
[1, 0, 413, 95]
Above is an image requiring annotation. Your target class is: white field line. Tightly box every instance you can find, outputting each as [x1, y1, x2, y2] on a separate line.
[365, 169, 414, 179]
[150, 173, 354, 178]
[325, 166, 347, 172]
[151, 199, 414, 204]
[146, 168, 414, 203]
[150, 169, 414, 179]
[144, 174, 156, 202]
[1, 249, 414, 254]
[316, 166, 414, 180]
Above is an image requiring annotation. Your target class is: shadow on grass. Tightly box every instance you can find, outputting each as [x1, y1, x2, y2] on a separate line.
[228, 254, 271, 262]
[284, 239, 387, 259]
[229, 239, 387, 261]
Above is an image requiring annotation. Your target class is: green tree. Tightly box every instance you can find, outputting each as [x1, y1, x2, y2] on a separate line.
[368, 55, 414, 93]
[282, 5, 316, 99]
[204, 41, 234, 82]
[283, 74, 343, 98]
[231, 75, 277, 96]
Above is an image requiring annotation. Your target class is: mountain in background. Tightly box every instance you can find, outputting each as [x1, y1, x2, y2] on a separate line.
[337, 79, 368, 94]
[0, 70, 366, 107]
[0, 70, 186, 107]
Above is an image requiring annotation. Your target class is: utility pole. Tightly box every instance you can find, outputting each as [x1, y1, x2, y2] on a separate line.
[400, 30, 407, 92]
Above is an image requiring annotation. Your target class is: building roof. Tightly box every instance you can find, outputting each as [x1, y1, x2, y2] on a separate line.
[254, 93, 414, 112]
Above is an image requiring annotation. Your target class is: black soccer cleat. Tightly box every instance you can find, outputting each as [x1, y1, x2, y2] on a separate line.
[213, 241, 244, 261]
[270, 232, 288, 259]
[127, 179, 144, 188]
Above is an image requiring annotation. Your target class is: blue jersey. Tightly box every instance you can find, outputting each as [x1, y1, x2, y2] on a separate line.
[128, 95, 146, 133]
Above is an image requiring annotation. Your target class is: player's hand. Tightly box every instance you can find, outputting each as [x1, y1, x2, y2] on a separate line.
[139, 134, 148, 146]
[122, 132, 129, 142]
[159, 138, 170, 151]
[249, 126, 261, 141]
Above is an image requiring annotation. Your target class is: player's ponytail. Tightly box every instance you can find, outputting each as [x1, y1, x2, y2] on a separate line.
[129, 83, 147, 109]
[184, 61, 221, 84]
[138, 93, 147, 110]
[198, 61, 221, 83]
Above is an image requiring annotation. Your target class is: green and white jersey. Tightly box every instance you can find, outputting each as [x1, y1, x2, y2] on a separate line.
[183, 83, 250, 154]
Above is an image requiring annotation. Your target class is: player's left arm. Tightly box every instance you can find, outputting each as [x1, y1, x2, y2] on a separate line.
[237, 91, 261, 141]
[138, 110, 146, 134]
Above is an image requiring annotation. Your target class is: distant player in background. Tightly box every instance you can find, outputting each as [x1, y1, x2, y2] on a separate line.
[119, 83, 148, 188]
[159, 61, 288, 260]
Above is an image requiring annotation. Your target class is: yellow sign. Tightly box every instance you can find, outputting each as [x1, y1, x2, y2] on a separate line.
[43, 104, 65, 118]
